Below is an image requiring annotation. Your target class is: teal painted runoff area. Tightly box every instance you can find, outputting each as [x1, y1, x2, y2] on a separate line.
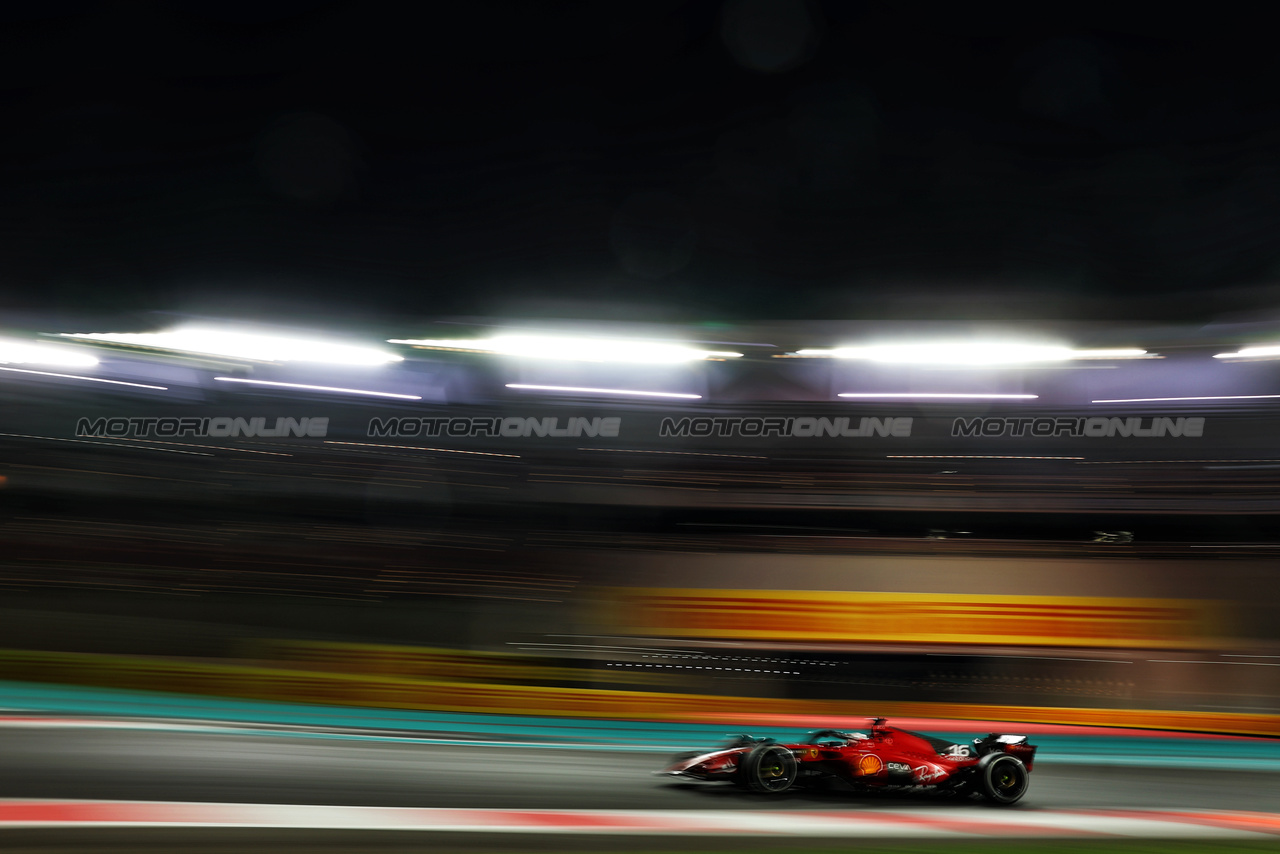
[2, 680, 1278, 770]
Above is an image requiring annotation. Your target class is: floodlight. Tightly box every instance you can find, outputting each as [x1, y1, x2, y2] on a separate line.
[1214, 345, 1280, 360]
[0, 338, 98, 368]
[793, 343, 1148, 365]
[389, 334, 742, 363]
[60, 328, 402, 365]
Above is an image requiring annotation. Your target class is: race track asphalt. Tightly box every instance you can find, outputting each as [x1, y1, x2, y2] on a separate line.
[2, 726, 1278, 812]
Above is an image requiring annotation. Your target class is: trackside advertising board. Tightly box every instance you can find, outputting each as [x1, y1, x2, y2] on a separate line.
[603, 588, 1223, 649]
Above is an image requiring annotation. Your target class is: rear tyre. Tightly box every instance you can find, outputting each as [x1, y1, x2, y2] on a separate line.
[742, 744, 799, 793]
[978, 754, 1029, 805]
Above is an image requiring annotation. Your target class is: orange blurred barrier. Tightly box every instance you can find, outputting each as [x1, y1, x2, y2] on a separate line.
[245, 639, 673, 687]
[1, 648, 1277, 737]
[601, 588, 1225, 649]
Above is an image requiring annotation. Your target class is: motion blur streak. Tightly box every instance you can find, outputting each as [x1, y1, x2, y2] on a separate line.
[794, 343, 1149, 363]
[577, 448, 767, 459]
[1093, 394, 1280, 403]
[0, 432, 212, 455]
[0, 367, 166, 389]
[62, 328, 403, 365]
[325, 440, 520, 457]
[837, 393, 1039, 399]
[2, 799, 1278, 839]
[1215, 346, 1280, 359]
[507, 383, 702, 398]
[213, 377, 422, 399]
[98, 437, 293, 455]
[392, 334, 742, 362]
[0, 339, 97, 367]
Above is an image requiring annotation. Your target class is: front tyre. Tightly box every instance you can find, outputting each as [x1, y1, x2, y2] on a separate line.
[978, 754, 1029, 805]
[742, 744, 799, 793]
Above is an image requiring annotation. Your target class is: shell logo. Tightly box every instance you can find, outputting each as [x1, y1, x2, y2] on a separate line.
[856, 754, 883, 776]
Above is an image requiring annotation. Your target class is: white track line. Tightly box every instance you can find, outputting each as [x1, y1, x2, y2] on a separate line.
[0, 802, 1278, 837]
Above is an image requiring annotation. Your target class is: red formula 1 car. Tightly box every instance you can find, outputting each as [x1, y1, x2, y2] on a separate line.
[659, 717, 1037, 804]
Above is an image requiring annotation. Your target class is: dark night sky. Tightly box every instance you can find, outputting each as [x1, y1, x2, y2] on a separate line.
[4, 3, 1280, 328]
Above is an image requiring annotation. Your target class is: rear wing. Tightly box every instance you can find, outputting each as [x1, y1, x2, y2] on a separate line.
[974, 733, 1037, 771]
